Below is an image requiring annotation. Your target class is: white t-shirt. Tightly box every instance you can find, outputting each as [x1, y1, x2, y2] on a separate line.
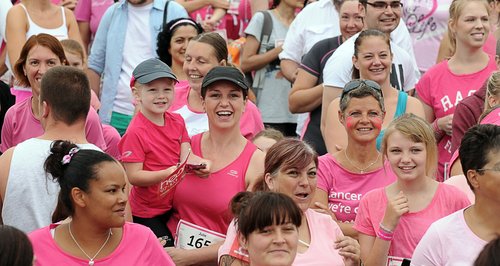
[411, 209, 487, 266]
[0, 0, 12, 82]
[279, 0, 415, 64]
[114, 3, 154, 115]
[322, 32, 420, 92]
[0, 0, 12, 42]
[278, 0, 340, 63]
[402, 0, 452, 73]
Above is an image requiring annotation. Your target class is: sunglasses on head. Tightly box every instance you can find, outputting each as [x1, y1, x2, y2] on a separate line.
[340, 79, 382, 100]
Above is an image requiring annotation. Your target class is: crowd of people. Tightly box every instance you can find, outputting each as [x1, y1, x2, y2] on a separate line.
[0, 0, 499, 265]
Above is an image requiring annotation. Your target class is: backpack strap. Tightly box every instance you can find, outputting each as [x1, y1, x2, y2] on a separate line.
[163, 0, 171, 28]
[257, 10, 273, 55]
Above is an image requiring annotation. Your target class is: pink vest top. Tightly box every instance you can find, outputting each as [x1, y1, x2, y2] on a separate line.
[168, 133, 257, 238]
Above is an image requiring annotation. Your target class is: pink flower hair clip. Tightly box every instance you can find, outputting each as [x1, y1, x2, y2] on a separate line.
[61, 147, 80, 165]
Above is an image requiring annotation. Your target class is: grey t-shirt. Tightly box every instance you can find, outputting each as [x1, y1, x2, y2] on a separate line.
[244, 11, 297, 124]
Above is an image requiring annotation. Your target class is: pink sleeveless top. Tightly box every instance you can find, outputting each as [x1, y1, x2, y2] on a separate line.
[168, 133, 257, 238]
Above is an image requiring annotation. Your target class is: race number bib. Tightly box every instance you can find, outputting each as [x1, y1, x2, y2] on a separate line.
[387, 256, 409, 266]
[175, 220, 226, 250]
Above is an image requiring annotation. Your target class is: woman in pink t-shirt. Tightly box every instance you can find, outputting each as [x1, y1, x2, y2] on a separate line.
[416, 0, 497, 181]
[315, 79, 397, 237]
[73, 0, 114, 51]
[29, 140, 174, 265]
[1, 34, 106, 153]
[354, 114, 470, 265]
[233, 191, 302, 266]
[219, 138, 360, 266]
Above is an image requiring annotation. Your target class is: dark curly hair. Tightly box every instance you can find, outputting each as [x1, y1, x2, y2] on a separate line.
[157, 17, 203, 66]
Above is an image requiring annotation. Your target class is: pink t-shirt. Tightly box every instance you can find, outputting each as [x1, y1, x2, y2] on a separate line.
[444, 175, 475, 204]
[354, 183, 470, 260]
[483, 33, 497, 58]
[29, 222, 175, 265]
[119, 111, 190, 218]
[74, 0, 114, 37]
[190, 5, 227, 31]
[170, 82, 264, 139]
[415, 55, 497, 181]
[219, 209, 346, 265]
[317, 154, 397, 222]
[411, 209, 488, 265]
[480, 106, 500, 125]
[0, 97, 106, 153]
[167, 133, 257, 238]
[102, 124, 121, 159]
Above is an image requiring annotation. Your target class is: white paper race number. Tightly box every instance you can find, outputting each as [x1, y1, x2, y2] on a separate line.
[387, 256, 407, 266]
[175, 220, 226, 250]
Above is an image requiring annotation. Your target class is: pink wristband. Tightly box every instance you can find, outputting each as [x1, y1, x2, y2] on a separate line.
[432, 118, 445, 140]
[377, 227, 394, 241]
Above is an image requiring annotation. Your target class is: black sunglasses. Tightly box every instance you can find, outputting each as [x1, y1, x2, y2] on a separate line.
[340, 79, 382, 100]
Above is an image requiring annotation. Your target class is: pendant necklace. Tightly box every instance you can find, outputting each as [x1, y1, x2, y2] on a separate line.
[68, 222, 112, 266]
[344, 149, 381, 174]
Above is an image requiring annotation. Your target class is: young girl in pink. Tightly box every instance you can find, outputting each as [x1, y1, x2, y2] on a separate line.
[354, 114, 470, 265]
[415, 0, 497, 181]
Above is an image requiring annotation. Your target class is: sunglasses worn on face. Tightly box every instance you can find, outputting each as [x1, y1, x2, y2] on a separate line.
[341, 79, 382, 100]
[365, 1, 403, 10]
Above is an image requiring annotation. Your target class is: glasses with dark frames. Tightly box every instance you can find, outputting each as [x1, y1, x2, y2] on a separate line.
[364, 1, 403, 10]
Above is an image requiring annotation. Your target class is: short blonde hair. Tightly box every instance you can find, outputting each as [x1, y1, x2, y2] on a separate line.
[381, 114, 438, 178]
[60, 39, 86, 65]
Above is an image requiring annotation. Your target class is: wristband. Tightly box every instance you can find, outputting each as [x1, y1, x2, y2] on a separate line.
[379, 223, 394, 234]
[432, 118, 442, 132]
[432, 118, 445, 140]
[376, 227, 394, 241]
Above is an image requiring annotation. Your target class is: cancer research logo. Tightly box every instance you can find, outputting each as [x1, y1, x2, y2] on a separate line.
[227, 170, 238, 178]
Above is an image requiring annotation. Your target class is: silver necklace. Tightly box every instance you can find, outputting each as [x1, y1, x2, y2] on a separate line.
[344, 149, 381, 174]
[68, 222, 112, 266]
